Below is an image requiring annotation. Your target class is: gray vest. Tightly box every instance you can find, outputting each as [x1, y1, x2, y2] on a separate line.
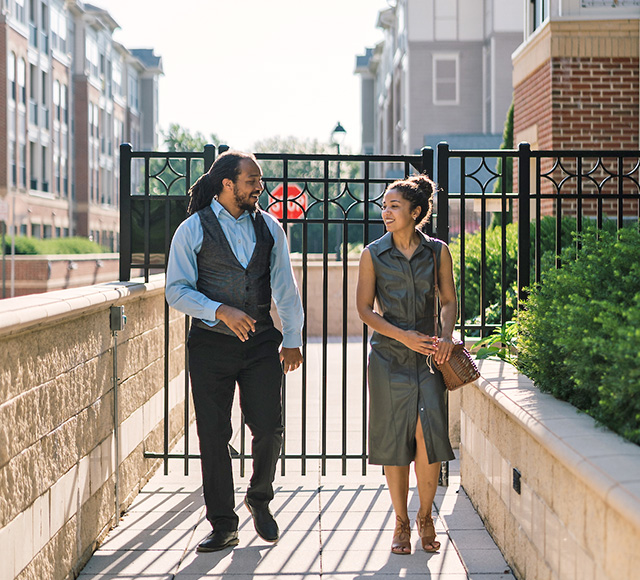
[193, 206, 274, 337]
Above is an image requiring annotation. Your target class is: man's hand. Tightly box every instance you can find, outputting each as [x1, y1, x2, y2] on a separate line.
[280, 347, 303, 374]
[215, 304, 256, 342]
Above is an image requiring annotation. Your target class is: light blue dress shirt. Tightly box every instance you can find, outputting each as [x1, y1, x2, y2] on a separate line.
[165, 199, 304, 348]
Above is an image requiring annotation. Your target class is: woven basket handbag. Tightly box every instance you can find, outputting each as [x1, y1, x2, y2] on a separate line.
[429, 248, 480, 391]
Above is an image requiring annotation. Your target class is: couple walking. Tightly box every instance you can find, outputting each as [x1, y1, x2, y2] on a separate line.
[165, 151, 457, 555]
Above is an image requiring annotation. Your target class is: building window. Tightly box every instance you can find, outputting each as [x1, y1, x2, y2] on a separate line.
[113, 59, 122, 97]
[20, 144, 27, 187]
[17, 58, 26, 105]
[30, 141, 38, 190]
[15, 0, 26, 23]
[86, 36, 100, 79]
[8, 53, 16, 101]
[61, 84, 68, 124]
[433, 54, 459, 105]
[51, 5, 67, 53]
[10, 142, 17, 186]
[531, 0, 549, 32]
[53, 79, 60, 121]
[42, 144, 49, 192]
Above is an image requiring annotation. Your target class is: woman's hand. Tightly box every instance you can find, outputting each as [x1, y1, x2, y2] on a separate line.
[434, 336, 455, 365]
[400, 330, 438, 355]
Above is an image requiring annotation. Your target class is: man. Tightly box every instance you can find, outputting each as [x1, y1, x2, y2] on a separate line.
[166, 151, 304, 552]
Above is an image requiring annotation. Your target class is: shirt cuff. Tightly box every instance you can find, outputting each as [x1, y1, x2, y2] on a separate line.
[201, 301, 222, 326]
[282, 331, 303, 349]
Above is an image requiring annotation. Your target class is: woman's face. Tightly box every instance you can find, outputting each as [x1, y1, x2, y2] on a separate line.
[381, 188, 419, 232]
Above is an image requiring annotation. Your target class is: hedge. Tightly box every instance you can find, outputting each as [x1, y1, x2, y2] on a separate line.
[449, 216, 617, 326]
[2, 236, 108, 255]
[517, 227, 640, 444]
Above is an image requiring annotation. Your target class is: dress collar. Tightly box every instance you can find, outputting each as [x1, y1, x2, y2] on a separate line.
[376, 230, 435, 257]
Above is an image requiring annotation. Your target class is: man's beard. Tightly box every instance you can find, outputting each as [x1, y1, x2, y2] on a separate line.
[234, 186, 259, 213]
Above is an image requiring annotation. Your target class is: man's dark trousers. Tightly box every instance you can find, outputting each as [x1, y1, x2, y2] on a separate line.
[188, 325, 284, 532]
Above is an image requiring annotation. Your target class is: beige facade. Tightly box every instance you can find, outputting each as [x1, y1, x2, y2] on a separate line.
[355, 0, 524, 157]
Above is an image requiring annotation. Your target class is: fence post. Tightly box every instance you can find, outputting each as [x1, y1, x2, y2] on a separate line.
[119, 143, 132, 282]
[436, 142, 450, 244]
[517, 142, 531, 302]
[204, 144, 216, 171]
[421, 146, 434, 178]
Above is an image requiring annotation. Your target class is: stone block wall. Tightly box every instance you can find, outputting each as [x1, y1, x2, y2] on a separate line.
[0, 275, 189, 580]
[460, 359, 640, 580]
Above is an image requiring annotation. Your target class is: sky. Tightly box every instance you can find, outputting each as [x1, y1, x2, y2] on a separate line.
[95, 0, 387, 152]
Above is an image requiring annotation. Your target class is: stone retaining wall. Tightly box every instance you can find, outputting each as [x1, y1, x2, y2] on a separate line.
[0, 275, 189, 580]
[461, 359, 640, 579]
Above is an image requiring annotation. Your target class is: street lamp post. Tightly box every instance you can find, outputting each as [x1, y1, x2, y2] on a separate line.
[331, 122, 346, 260]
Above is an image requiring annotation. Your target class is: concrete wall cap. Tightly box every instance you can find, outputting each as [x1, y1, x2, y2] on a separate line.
[0, 274, 166, 337]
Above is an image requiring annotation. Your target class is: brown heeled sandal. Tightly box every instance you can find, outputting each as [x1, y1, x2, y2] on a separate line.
[416, 510, 440, 552]
[391, 515, 411, 555]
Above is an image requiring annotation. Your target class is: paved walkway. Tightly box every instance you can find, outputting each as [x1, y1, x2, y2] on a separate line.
[78, 453, 514, 579]
[78, 342, 515, 579]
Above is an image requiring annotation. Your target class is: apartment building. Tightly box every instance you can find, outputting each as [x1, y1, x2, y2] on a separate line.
[0, 0, 162, 251]
[514, 0, 639, 151]
[355, 0, 523, 158]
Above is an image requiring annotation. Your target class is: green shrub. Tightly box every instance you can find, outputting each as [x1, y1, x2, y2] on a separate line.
[518, 227, 640, 444]
[2, 236, 108, 255]
[449, 216, 611, 326]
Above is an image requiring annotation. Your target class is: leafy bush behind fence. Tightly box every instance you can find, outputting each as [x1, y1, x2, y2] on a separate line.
[517, 227, 640, 444]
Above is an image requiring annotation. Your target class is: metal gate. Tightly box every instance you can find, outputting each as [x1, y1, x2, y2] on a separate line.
[118, 143, 640, 477]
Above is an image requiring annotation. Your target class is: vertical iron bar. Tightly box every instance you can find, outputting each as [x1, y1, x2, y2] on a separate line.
[280, 159, 289, 476]
[184, 315, 190, 475]
[517, 143, 531, 301]
[342, 206, 348, 476]
[301, 214, 308, 476]
[576, 156, 583, 254]
[535, 156, 542, 284]
[436, 143, 450, 244]
[163, 298, 170, 475]
[500, 152, 508, 325]
[322, 159, 330, 476]
[618, 155, 624, 229]
[362, 159, 371, 476]
[119, 143, 132, 281]
[144, 156, 151, 283]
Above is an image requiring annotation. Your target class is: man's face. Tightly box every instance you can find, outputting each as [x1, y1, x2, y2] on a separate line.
[232, 159, 264, 213]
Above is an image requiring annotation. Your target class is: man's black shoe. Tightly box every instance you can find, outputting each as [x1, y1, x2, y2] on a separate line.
[196, 529, 239, 552]
[244, 497, 279, 542]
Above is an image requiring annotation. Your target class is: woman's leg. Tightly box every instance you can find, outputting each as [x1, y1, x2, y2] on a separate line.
[385, 464, 412, 554]
[414, 416, 441, 551]
[385, 465, 411, 521]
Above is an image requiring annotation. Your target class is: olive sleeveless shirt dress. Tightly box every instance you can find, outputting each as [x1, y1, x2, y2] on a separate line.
[367, 231, 455, 466]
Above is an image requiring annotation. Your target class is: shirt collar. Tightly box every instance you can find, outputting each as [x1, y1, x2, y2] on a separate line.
[211, 197, 251, 222]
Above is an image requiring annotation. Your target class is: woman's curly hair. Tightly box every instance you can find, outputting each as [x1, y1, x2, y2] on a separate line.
[385, 174, 437, 229]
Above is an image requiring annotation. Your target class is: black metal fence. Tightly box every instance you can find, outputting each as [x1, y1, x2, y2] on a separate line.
[119, 142, 640, 476]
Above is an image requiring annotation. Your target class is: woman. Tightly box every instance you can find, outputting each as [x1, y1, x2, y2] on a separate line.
[356, 174, 457, 555]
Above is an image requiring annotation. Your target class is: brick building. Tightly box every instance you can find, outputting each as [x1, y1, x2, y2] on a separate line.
[0, 0, 162, 251]
[513, 0, 640, 216]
